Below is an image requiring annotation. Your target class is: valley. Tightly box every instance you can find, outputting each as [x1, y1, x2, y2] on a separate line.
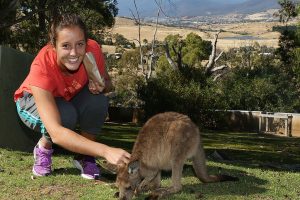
[103, 16, 298, 53]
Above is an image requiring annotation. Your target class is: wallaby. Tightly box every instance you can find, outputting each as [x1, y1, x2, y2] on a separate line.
[115, 112, 238, 200]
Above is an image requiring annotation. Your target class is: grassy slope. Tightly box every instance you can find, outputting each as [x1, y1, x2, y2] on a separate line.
[0, 123, 300, 200]
[106, 17, 283, 52]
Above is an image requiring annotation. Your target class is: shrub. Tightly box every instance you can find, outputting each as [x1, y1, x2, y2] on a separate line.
[138, 66, 227, 128]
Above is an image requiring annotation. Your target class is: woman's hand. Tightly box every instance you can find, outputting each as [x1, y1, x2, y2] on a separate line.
[104, 147, 131, 166]
[88, 79, 105, 94]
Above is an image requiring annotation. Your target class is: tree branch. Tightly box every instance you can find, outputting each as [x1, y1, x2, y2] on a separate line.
[214, 51, 224, 62]
[213, 69, 229, 81]
[205, 30, 221, 75]
[148, 5, 161, 79]
[164, 42, 178, 70]
[131, 0, 144, 74]
[210, 64, 228, 73]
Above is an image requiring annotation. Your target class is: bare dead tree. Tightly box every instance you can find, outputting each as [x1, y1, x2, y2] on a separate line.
[205, 31, 220, 74]
[147, 3, 161, 78]
[204, 31, 228, 81]
[130, 0, 144, 74]
[130, 0, 169, 80]
[164, 42, 178, 70]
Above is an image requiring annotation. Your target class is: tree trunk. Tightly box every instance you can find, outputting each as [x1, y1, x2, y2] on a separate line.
[205, 31, 220, 75]
[164, 42, 178, 71]
[38, 0, 47, 33]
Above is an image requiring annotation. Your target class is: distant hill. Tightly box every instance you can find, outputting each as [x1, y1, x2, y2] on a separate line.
[172, 0, 280, 16]
[226, 0, 281, 14]
[107, 16, 283, 52]
[117, 0, 285, 17]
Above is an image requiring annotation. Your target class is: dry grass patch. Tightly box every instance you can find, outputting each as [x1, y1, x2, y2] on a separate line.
[106, 17, 298, 51]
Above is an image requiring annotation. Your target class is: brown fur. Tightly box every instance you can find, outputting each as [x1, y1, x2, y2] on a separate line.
[116, 112, 238, 200]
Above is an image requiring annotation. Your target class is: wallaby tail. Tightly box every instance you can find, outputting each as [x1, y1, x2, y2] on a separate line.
[192, 146, 238, 183]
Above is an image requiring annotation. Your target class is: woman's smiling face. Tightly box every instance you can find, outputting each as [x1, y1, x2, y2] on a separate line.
[55, 25, 86, 74]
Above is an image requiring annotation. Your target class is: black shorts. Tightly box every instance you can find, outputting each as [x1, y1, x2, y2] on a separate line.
[16, 85, 108, 141]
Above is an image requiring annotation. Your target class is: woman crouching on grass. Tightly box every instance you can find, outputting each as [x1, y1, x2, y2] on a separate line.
[14, 14, 130, 179]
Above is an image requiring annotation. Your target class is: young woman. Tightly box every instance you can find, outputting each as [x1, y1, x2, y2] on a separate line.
[14, 14, 130, 179]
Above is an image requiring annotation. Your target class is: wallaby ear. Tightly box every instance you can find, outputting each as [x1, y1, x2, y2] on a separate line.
[128, 160, 139, 174]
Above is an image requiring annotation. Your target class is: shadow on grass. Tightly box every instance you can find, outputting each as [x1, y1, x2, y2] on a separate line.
[51, 122, 299, 198]
[96, 122, 140, 151]
[207, 149, 300, 173]
[90, 163, 267, 199]
[52, 123, 139, 155]
[98, 123, 300, 170]
[202, 130, 300, 165]
[101, 123, 300, 170]
[52, 167, 79, 176]
[52, 166, 118, 183]
[130, 164, 267, 200]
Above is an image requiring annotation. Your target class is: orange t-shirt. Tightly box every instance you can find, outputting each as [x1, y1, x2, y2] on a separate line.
[14, 39, 106, 101]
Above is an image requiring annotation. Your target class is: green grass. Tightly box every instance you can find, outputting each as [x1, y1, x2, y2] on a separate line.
[1, 123, 300, 200]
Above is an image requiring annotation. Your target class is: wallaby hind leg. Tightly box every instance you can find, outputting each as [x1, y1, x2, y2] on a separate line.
[137, 171, 161, 193]
[148, 172, 161, 190]
[137, 170, 161, 193]
[148, 161, 184, 199]
[170, 160, 184, 192]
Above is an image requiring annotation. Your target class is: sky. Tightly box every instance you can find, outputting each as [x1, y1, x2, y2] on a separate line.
[117, 0, 250, 17]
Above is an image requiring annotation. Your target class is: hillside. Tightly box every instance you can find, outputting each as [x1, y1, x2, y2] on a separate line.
[103, 17, 292, 52]
[117, 0, 281, 17]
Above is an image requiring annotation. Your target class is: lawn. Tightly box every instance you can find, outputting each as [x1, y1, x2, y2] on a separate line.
[1, 122, 300, 200]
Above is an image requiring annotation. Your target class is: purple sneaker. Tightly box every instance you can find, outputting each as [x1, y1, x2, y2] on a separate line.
[73, 156, 100, 179]
[32, 145, 53, 176]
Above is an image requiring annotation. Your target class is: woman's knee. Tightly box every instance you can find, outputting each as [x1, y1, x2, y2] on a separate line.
[79, 94, 109, 135]
[86, 94, 109, 114]
[55, 98, 78, 130]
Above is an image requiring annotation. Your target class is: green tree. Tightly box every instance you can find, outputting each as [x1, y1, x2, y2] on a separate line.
[138, 67, 225, 127]
[291, 3, 300, 97]
[0, 0, 18, 48]
[142, 38, 148, 45]
[275, 0, 298, 27]
[275, 0, 299, 65]
[0, 0, 118, 54]
[114, 33, 132, 47]
[110, 49, 145, 108]
[161, 33, 211, 71]
[183, 32, 211, 67]
[220, 63, 299, 112]
[139, 33, 223, 126]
